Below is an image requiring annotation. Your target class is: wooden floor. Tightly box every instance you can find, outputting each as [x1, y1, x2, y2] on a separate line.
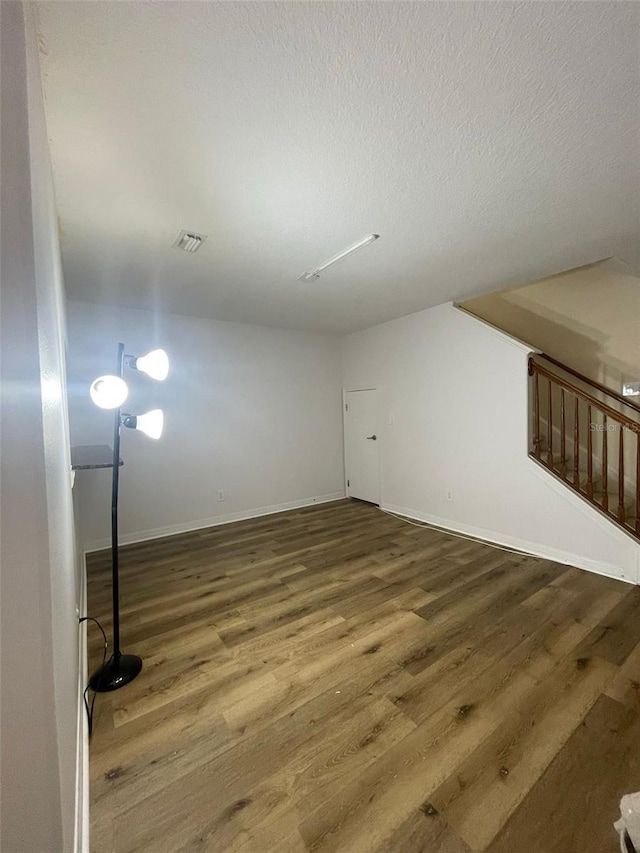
[87, 500, 640, 853]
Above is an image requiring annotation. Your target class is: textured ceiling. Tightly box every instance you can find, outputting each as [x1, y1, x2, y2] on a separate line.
[36, 1, 639, 334]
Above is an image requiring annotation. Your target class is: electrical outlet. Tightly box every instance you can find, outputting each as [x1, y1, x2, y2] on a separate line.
[217, 490, 225, 502]
[446, 490, 453, 502]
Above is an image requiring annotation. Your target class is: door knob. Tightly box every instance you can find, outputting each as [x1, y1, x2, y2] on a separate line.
[366, 435, 377, 440]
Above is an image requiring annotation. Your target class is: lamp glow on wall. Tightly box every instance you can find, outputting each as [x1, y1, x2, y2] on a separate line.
[88, 344, 169, 692]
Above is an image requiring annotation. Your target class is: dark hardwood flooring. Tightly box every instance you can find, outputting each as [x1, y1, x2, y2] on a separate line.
[86, 499, 640, 852]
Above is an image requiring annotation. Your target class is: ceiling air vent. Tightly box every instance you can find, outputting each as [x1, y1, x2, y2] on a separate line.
[173, 230, 206, 253]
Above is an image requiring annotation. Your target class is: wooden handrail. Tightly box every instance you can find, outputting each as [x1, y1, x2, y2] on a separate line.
[529, 359, 640, 433]
[538, 353, 640, 415]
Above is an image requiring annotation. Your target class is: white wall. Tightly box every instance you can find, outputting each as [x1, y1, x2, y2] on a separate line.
[461, 259, 640, 393]
[67, 301, 345, 549]
[1, 3, 79, 851]
[343, 302, 640, 582]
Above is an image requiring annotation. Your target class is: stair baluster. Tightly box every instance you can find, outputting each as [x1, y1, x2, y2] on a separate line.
[534, 372, 540, 458]
[637, 433, 640, 536]
[547, 378, 553, 466]
[587, 404, 594, 499]
[618, 427, 626, 522]
[560, 389, 566, 474]
[573, 396, 579, 488]
[602, 416, 609, 513]
[527, 355, 640, 541]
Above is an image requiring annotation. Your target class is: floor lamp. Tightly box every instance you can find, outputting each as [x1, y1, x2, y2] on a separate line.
[88, 342, 169, 692]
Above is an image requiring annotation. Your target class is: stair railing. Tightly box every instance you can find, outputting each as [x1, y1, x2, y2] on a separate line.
[528, 354, 640, 539]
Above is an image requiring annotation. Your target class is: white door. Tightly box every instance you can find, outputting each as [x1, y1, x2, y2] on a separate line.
[344, 389, 380, 505]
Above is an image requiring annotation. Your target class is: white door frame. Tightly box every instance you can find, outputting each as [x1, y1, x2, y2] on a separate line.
[342, 387, 381, 503]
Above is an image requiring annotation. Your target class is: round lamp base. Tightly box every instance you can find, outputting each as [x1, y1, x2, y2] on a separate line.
[89, 653, 142, 692]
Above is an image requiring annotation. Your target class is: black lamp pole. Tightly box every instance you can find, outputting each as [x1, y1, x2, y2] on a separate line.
[89, 343, 143, 692]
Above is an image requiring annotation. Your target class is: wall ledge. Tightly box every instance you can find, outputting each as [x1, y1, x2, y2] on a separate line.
[453, 303, 538, 354]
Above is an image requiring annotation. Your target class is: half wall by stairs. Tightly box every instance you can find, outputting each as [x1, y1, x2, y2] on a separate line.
[460, 259, 640, 543]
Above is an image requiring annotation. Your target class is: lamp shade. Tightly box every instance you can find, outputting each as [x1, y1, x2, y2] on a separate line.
[134, 349, 169, 381]
[90, 375, 129, 410]
[135, 409, 164, 439]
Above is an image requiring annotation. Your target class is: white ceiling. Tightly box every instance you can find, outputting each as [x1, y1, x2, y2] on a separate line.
[36, 1, 639, 335]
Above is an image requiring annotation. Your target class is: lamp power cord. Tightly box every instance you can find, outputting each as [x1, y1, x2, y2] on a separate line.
[378, 507, 541, 559]
[79, 616, 107, 737]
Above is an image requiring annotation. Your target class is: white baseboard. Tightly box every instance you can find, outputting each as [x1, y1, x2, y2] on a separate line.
[83, 492, 346, 553]
[382, 502, 636, 585]
[74, 551, 89, 853]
